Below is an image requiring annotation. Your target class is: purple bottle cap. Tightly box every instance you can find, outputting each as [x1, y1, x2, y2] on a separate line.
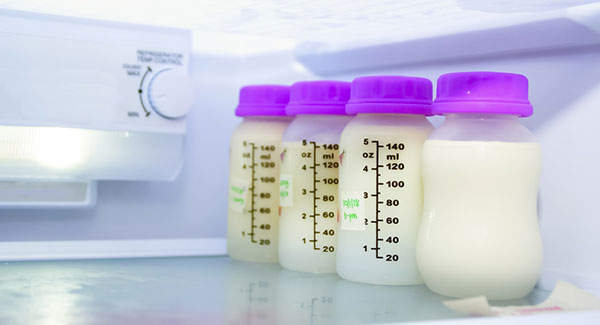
[285, 81, 351, 115]
[346, 76, 432, 115]
[235, 85, 290, 117]
[433, 71, 533, 117]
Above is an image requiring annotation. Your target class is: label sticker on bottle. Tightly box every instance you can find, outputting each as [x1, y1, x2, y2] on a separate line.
[341, 192, 366, 231]
[279, 174, 293, 207]
[229, 178, 249, 213]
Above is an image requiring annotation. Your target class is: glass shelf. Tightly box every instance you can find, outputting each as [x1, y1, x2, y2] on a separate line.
[0, 256, 551, 324]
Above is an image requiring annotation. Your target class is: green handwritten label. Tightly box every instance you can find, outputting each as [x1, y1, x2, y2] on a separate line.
[344, 212, 358, 221]
[231, 185, 244, 195]
[229, 178, 249, 213]
[343, 198, 360, 209]
[279, 174, 293, 207]
[341, 191, 365, 231]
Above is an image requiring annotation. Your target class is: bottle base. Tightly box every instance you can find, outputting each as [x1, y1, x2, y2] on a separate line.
[339, 271, 424, 286]
[228, 251, 278, 264]
[423, 280, 535, 301]
[279, 259, 336, 274]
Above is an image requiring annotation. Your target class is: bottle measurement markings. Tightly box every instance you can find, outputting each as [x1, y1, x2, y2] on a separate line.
[362, 139, 405, 261]
[371, 140, 384, 259]
[310, 141, 320, 251]
[241, 141, 276, 246]
[249, 142, 258, 243]
[300, 140, 338, 253]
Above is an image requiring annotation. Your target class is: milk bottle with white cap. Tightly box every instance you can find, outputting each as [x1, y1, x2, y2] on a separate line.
[228, 85, 292, 263]
[337, 76, 434, 285]
[416, 71, 542, 300]
[278, 81, 352, 274]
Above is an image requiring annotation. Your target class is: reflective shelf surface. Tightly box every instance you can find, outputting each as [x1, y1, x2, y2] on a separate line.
[0, 256, 551, 324]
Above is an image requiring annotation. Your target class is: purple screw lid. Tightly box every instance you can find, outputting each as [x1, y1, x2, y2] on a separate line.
[285, 81, 351, 115]
[346, 76, 432, 115]
[235, 85, 290, 117]
[433, 71, 533, 117]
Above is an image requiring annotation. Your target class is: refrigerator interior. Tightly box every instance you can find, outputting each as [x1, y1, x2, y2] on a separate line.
[1, 1, 600, 323]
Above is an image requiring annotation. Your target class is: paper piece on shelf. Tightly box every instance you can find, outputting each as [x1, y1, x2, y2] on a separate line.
[443, 281, 600, 317]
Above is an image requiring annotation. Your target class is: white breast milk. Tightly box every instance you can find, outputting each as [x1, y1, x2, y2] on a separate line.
[417, 140, 542, 299]
[278, 80, 351, 274]
[227, 84, 291, 263]
[279, 141, 341, 273]
[417, 71, 542, 300]
[336, 75, 434, 285]
[228, 117, 291, 262]
[337, 114, 433, 285]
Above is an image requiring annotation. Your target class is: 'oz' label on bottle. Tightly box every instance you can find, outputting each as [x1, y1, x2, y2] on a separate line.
[229, 178, 250, 213]
[279, 174, 293, 207]
[341, 191, 366, 231]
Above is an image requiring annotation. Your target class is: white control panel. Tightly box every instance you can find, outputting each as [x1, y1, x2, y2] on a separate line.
[0, 10, 193, 135]
[0, 10, 194, 182]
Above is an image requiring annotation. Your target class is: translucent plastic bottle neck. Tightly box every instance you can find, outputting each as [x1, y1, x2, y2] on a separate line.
[349, 113, 432, 128]
[444, 113, 520, 121]
[430, 113, 535, 142]
[243, 115, 293, 122]
[357, 113, 429, 119]
[294, 114, 353, 122]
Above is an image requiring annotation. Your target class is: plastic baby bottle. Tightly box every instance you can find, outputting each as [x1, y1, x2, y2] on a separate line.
[278, 80, 352, 274]
[227, 85, 292, 263]
[337, 76, 434, 285]
[416, 72, 542, 300]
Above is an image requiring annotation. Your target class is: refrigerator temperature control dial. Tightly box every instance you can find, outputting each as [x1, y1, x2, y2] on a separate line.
[147, 69, 194, 119]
